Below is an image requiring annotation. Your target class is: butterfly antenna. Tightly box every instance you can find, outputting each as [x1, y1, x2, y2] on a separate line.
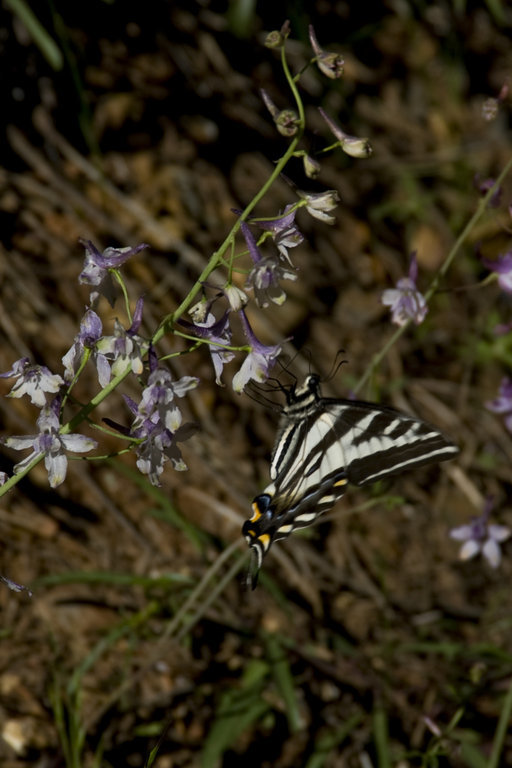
[326, 349, 348, 382]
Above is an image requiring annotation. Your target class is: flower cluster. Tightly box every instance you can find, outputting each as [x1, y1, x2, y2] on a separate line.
[122, 355, 199, 485]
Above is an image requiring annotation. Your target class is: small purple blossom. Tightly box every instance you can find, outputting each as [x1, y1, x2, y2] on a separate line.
[450, 499, 510, 568]
[308, 25, 344, 79]
[298, 189, 340, 225]
[241, 221, 297, 307]
[79, 239, 147, 305]
[486, 377, 512, 433]
[381, 252, 428, 327]
[180, 309, 235, 386]
[124, 365, 198, 485]
[62, 309, 111, 387]
[250, 205, 304, 263]
[0, 358, 64, 407]
[97, 298, 148, 378]
[481, 250, 512, 294]
[233, 310, 283, 392]
[1, 398, 97, 487]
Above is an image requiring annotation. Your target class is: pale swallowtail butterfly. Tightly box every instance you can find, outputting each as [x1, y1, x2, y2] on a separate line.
[243, 374, 459, 588]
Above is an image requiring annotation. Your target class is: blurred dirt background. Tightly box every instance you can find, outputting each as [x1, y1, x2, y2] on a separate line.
[1, 1, 512, 766]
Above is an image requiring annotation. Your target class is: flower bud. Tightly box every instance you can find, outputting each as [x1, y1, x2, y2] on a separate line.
[265, 30, 284, 49]
[224, 284, 248, 311]
[303, 153, 321, 178]
[340, 135, 372, 158]
[276, 109, 299, 137]
[309, 25, 344, 79]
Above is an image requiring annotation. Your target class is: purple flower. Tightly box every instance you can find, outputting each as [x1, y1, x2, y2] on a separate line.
[79, 239, 147, 305]
[481, 250, 512, 293]
[1, 398, 97, 487]
[62, 309, 111, 387]
[308, 25, 344, 79]
[97, 298, 148, 378]
[381, 252, 428, 327]
[233, 310, 283, 392]
[241, 222, 297, 307]
[0, 358, 64, 407]
[250, 205, 304, 263]
[486, 377, 512, 432]
[179, 309, 235, 386]
[450, 499, 510, 568]
[298, 189, 340, 225]
[124, 366, 198, 485]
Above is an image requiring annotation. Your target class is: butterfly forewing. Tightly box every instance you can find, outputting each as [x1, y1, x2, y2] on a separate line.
[243, 375, 459, 587]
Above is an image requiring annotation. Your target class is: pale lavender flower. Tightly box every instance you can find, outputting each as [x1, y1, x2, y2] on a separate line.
[123, 362, 198, 485]
[308, 25, 344, 79]
[298, 189, 340, 224]
[97, 297, 148, 378]
[381, 252, 428, 327]
[241, 221, 297, 307]
[318, 108, 372, 158]
[233, 310, 283, 392]
[486, 377, 512, 432]
[0, 472, 6, 485]
[180, 309, 235, 386]
[481, 250, 512, 294]
[250, 205, 304, 263]
[0, 358, 64, 407]
[450, 499, 510, 568]
[1, 398, 97, 487]
[79, 239, 147, 305]
[62, 309, 111, 387]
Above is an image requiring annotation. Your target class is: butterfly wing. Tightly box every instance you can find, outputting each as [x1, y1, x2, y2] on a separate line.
[243, 380, 458, 587]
